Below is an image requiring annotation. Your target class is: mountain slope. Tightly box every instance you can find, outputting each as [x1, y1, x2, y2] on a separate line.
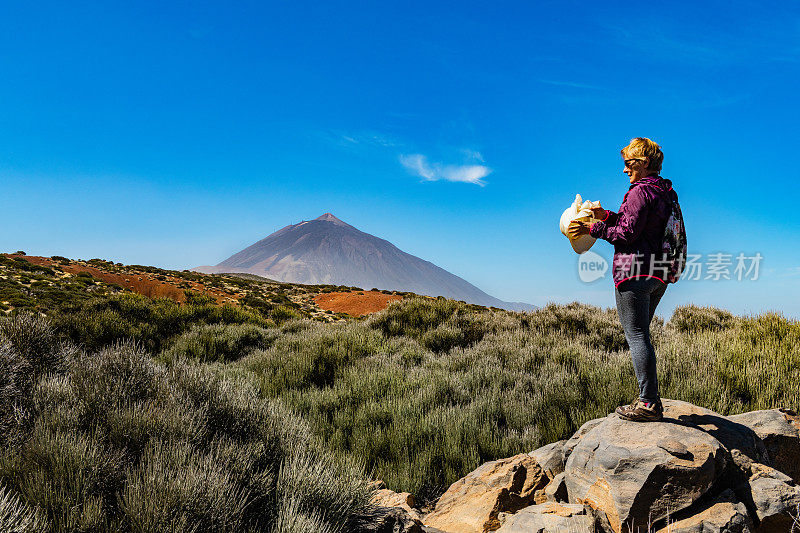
[194, 213, 534, 311]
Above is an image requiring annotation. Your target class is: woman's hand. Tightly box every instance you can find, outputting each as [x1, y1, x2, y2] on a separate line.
[590, 207, 607, 220]
[567, 220, 592, 239]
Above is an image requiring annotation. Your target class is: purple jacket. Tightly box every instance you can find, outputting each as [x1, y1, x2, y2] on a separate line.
[590, 175, 674, 286]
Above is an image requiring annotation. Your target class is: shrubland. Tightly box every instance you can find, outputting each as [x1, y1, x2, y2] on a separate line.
[231, 299, 800, 499]
[0, 259, 798, 530]
[0, 315, 374, 533]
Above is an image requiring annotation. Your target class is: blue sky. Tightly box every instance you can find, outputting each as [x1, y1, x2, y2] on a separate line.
[2, 1, 799, 318]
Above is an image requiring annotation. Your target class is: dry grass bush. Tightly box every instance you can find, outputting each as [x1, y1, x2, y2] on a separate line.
[0, 340, 32, 444]
[53, 292, 269, 353]
[3, 297, 798, 525]
[659, 306, 800, 411]
[245, 322, 390, 395]
[161, 323, 280, 364]
[0, 482, 48, 533]
[0, 314, 374, 533]
[367, 297, 499, 352]
[238, 297, 799, 501]
[0, 315, 75, 450]
[670, 304, 735, 333]
[0, 314, 65, 375]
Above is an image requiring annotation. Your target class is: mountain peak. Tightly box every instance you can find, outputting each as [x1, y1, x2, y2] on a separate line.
[195, 213, 535, 311]
[314, 213, 351, 227]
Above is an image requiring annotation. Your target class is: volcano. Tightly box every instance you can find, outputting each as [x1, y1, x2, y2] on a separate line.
[194, 213, 534, 311]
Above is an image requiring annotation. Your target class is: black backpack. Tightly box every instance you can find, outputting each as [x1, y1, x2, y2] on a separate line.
[661, 186, 687, 283]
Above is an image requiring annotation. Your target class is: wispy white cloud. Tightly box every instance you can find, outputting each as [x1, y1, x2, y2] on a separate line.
[598, 10, 800, 68]
[399, 154, 491, 187]
[539, 79, 602, 90]
[322, 130, 400, 148]
[460, 148, 485, 162]
[338, 131, 398, 147]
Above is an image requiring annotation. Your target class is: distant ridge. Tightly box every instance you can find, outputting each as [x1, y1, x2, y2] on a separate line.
[194, 213, 535, 311]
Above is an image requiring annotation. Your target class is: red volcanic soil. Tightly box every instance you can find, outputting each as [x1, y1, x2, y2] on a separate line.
[13, 255, 239, 305]
[314, 290, 402, 317]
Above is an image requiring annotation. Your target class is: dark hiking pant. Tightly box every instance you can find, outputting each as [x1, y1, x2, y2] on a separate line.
[615, 276, 668, 404]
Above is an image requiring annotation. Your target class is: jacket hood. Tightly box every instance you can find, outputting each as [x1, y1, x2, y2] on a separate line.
[635, 175, 674, 199]
[636, 175, 670, 187]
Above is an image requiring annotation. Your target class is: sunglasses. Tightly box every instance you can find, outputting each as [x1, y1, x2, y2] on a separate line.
[624, 158, 644, 167]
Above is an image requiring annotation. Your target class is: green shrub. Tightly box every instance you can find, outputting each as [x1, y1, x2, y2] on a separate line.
[271, 306, 302, 324]
[244, 322, 387, 395]
[162, 323, 279, 364]
[268, 292, 295, 307]
[0, 314, 72, 448]
[1, 425, 127, 532]
[367, 297, 495, 350]
[0, 322, 374, 532]
[368, 297, 459, 338]
[274, 450, 372, 533]
[120, 439, 251, 532]
[0, 313, 66, 377]
[239, 298, 800, 501]
[3, 285, 799, 519]
[53, 293, 268, 353]
[0, 340, 35, 447]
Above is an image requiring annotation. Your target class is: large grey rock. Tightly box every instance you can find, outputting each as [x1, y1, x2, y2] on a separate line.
[563, 417, 606, 464]
[496, 502, 595, 533]
[739, 463, 800, 533]
[728, 408, 800, 484]
[564, 400, 729, 533]
[535, 472, 568, 504]
[668, 401, 770, 466]
[653, 489, 753, 533]
[424, 454, 549, 533]
[530, 440, 567, 480]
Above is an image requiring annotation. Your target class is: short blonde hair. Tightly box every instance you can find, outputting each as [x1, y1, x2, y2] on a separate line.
[621, 137, 663, 174]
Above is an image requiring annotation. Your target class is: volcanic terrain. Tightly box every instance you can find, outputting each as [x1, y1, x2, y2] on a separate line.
[195, 213, 534, 311]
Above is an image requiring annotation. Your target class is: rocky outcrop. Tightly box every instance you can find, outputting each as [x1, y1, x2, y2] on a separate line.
[653, 489, 753, 533]
[729, 407, 800, 484]
[361, 507, 424, 533]
[534, 472, 567, 504]
[423, 454, 549, 533]
[563, 417, 605, 464]
[529, 440, 566, 480]
[367, 482, 425, 533]
[414, 399, 800, 533]
[496, 502, 595, 532]
[564, 400, 730, 532]
[371, 484, 424, 522]
[736, 461, 800, 533]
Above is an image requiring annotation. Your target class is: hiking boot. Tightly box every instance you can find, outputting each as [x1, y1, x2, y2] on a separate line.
[615, 398, 663, 422]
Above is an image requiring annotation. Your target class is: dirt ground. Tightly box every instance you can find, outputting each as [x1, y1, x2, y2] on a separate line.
[314, 290, 402, 317]
[10, 254, 403, 318]
[13, 255, 239, 305]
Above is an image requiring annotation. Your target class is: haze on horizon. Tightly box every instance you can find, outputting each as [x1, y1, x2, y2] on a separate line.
[2, 1, 799, 318]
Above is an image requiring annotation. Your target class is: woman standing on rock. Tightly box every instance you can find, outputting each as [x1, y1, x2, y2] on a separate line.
[569, 137, 685, 422]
